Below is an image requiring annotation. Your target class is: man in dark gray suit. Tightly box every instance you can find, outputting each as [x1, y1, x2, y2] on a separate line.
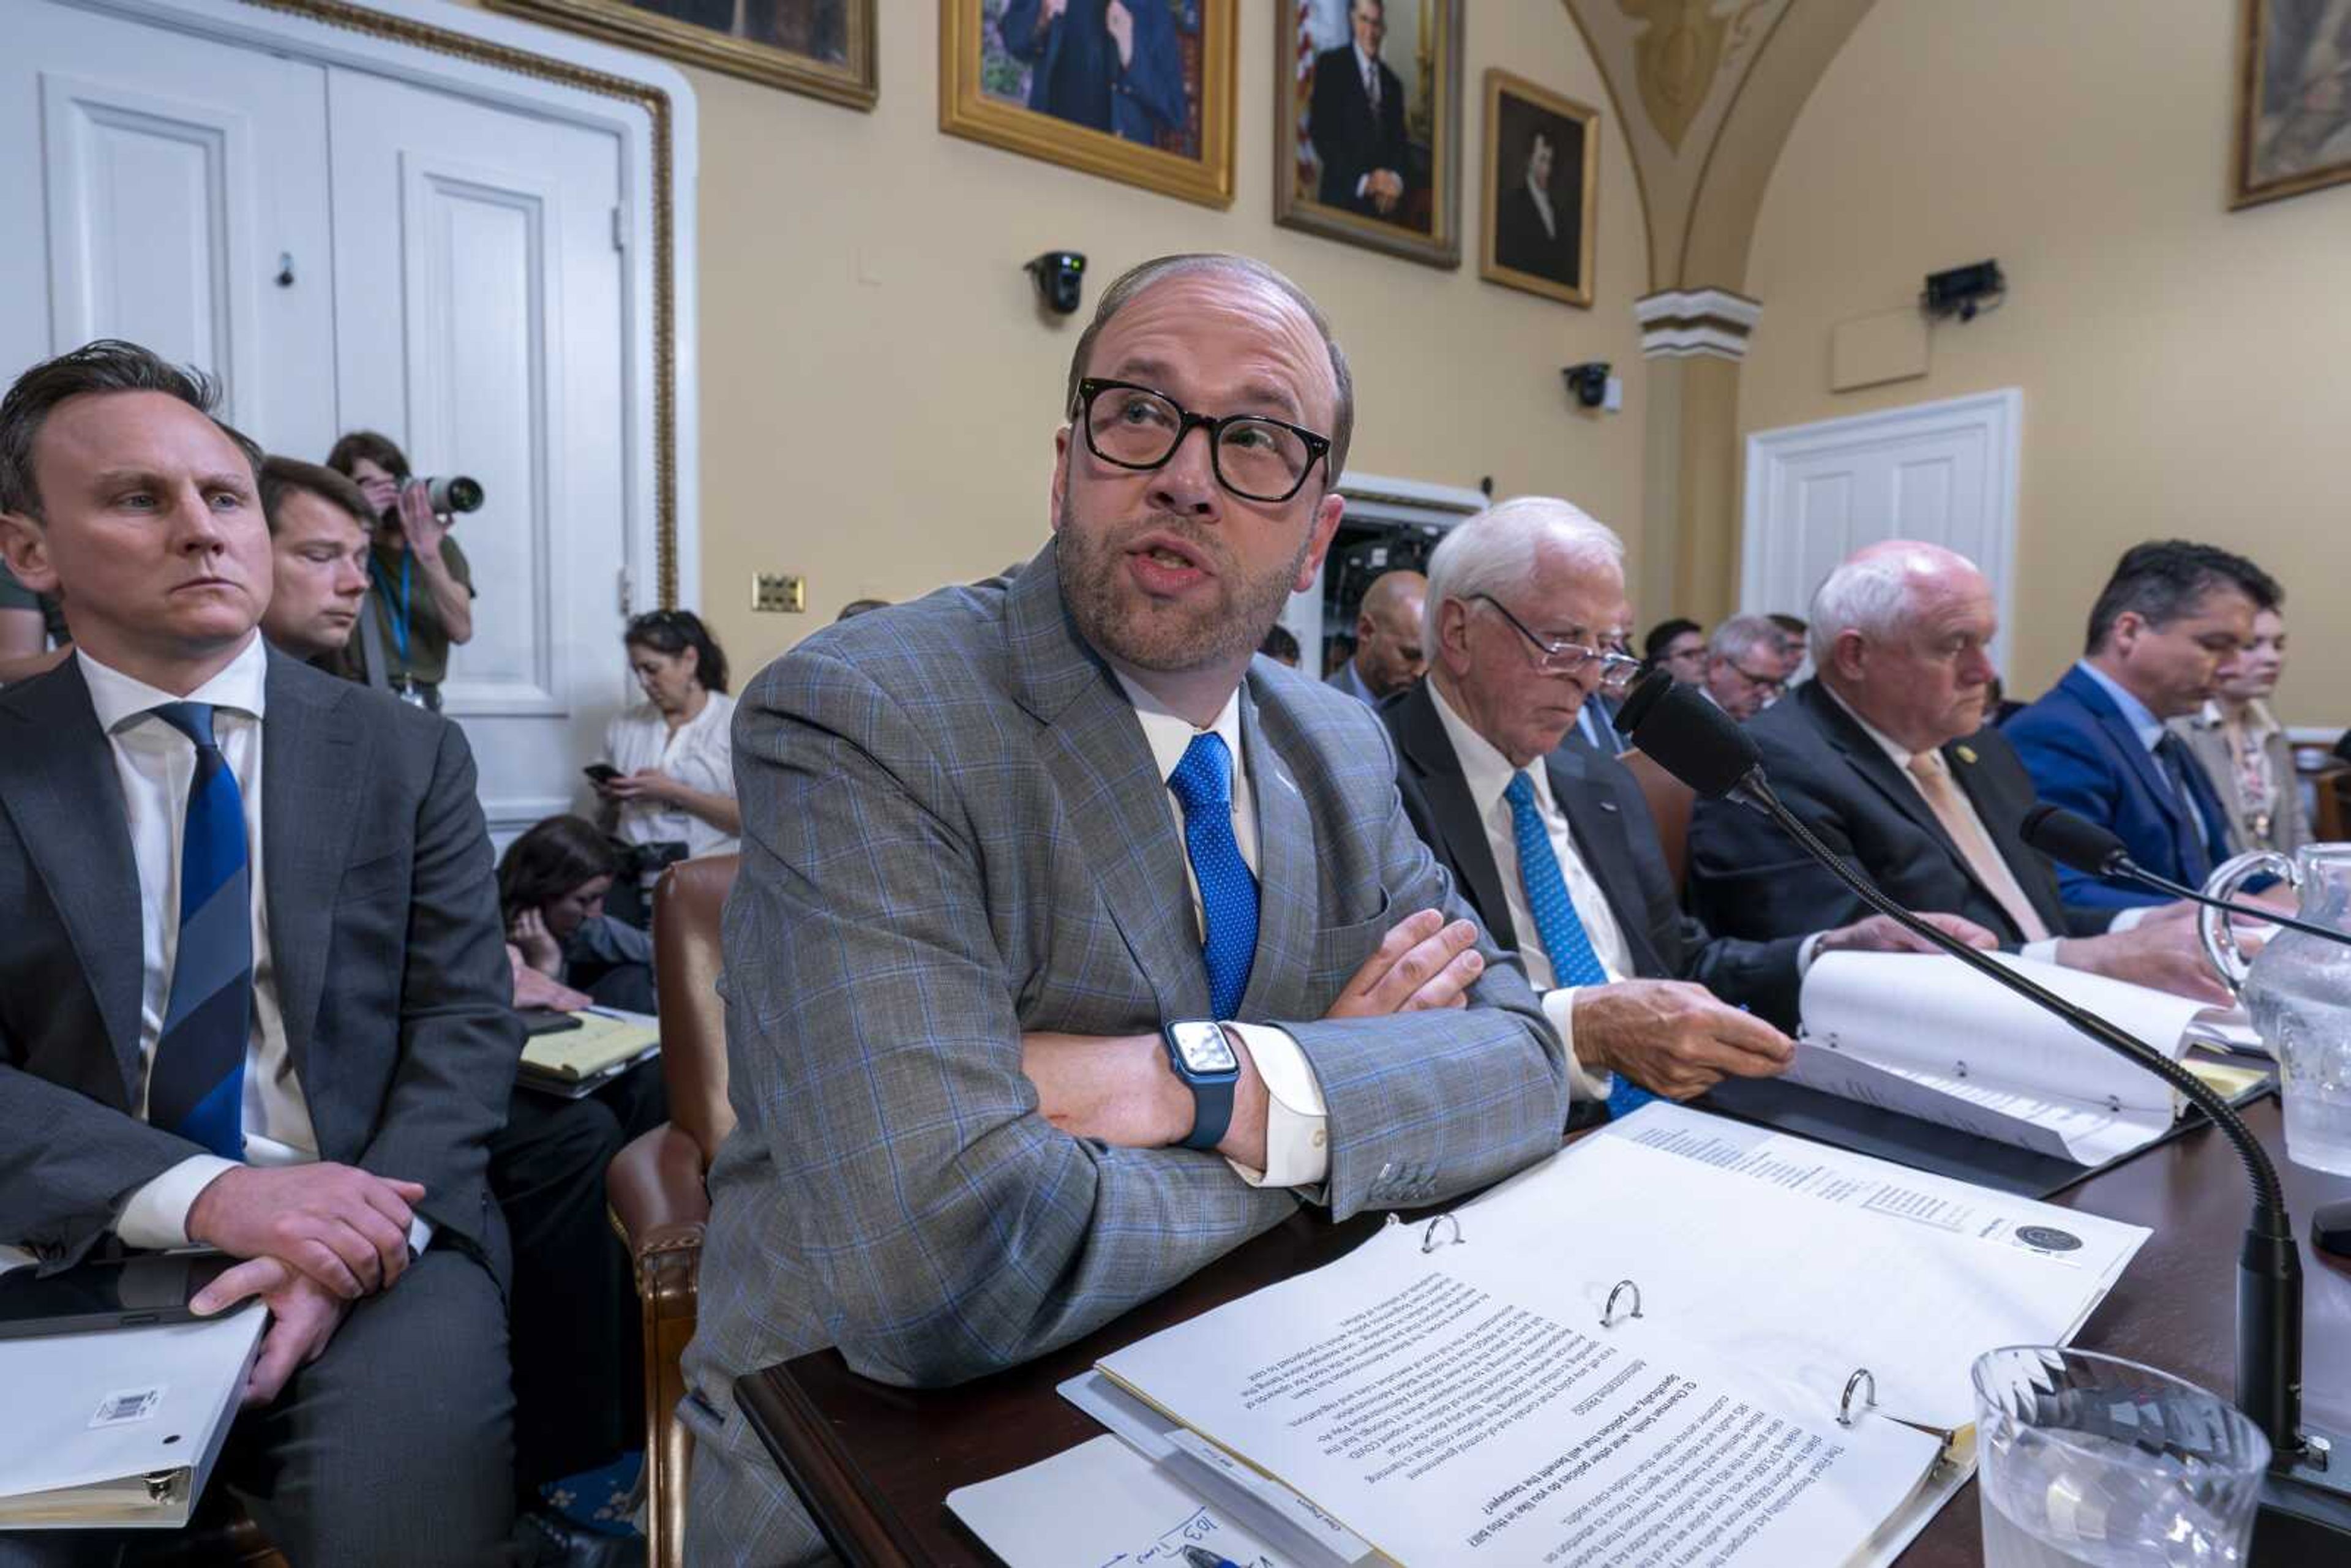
[683, 254, 1569, 1563]
[0, 342, 518, 1565]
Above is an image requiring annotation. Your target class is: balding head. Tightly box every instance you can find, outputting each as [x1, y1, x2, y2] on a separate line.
[1350, 569, 1427, 696]
[1810, 539, 1999, 751]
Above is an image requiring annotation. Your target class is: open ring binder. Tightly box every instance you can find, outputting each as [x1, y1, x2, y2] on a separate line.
[1602, 1278, 1643, 1329]
[1420, 1214, 1462, 1254]
[1839, 1368, 1877, 1428]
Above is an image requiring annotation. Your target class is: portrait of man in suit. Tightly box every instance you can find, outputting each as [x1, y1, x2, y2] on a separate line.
[994, 0, 1192, 152]
[1308, 0, 1413, 220]
[1482, 72, 1598, 306]
[0, 342, 521, 1563]
[680, 253, 1569, 1564]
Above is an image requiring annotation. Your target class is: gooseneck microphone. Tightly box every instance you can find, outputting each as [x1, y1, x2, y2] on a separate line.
[2020, 804, 2351, 949]
[1611, 673, 2340, 1509]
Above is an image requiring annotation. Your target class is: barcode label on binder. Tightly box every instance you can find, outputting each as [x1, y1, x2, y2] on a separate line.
[90, 1386, 164, 1427]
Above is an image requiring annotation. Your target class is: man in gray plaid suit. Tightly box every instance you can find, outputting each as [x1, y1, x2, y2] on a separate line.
[681, 253, 1570, 1564]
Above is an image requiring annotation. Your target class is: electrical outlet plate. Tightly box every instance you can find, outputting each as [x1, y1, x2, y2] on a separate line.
[751, 572, 805, 613]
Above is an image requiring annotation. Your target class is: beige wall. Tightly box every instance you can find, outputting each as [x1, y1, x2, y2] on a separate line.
[636, 6, 1650, 671]
[1739, 0, 2351, 727]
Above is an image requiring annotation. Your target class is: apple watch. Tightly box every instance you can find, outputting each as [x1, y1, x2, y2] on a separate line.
[1160, 1019, 1240, 1152]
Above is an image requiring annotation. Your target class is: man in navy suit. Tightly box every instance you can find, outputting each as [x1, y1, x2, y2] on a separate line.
[2007, 541, 2278, 913]
[1310, 0, 1411, 218]
[1000, 0, 1187, 149]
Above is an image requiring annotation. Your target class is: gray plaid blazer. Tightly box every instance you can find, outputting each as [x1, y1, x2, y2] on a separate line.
[681, 540, 1567, 1564]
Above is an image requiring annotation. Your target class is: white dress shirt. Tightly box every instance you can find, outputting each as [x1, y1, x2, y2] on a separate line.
[1524, 172, 1558, 239]
[604, 689, 740, 858]
[1427, 680, 1633, 1101]
[1114, 673, 1329, 1190]
[80, 639, 429, 1253]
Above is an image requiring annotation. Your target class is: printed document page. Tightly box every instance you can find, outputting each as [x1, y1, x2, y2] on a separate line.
[948, 1434, 1299, 1567]
[1100, 1213, 1943, 1567]
[1788, 952, 2213, 1161]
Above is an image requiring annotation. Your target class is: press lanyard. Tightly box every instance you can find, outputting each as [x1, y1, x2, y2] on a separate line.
[370, 550, 413, 662]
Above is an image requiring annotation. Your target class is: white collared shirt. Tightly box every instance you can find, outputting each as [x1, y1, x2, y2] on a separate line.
[78, 639, 427, 1253]
[605, 690, 740, 858]
[1524, 172, 1558, 239]
[1427, 678, 1631, 1101]
[1113, 673, 1328, 1190]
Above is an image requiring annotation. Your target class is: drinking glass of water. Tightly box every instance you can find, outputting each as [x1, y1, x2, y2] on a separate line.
[1972, 1347, 2269, 1567]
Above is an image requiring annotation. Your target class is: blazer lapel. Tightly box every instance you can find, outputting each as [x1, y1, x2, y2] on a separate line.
[1945, 733, 2069, 932]
[1391, 683, 1514, 947]
[1802, 682, 1967, 863]
[2066, 668, 2191, 838]
[1005, 543, 1211, 1021]
[1545, 746, 1663, 973]
[261, 652, 365, 1090]
[0, 662, 146, 1099]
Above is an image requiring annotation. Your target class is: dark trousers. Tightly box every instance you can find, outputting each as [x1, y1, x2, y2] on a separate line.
[490, 1080, 661, 1492]
[0, 1249, 516, 1568]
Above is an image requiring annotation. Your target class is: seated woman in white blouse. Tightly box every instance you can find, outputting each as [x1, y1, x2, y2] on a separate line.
[598, 609, 742, 863]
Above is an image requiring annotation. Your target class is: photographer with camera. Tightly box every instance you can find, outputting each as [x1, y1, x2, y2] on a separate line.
[596, 610, 741, 893]
[324, 430, 476, 711]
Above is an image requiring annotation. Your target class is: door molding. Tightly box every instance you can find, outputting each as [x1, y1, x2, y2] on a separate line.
[1742, 388, 2022, 671]
[49, 0, 700, 614]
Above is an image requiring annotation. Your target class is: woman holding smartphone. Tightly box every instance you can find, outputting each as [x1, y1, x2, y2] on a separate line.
[596, 610, 741, 877]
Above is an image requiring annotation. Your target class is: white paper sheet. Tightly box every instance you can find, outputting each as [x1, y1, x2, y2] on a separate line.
[947, 1435, 1296, 1568]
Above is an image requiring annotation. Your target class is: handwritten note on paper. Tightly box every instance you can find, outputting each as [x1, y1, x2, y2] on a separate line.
[947, 1435, 1289, 1568]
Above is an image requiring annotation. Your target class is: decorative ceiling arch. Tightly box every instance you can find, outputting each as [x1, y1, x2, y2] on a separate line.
[1559, 0, 1879, 294]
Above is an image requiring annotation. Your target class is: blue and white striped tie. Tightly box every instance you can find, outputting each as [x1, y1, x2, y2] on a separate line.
[144, 703, 250, 1158]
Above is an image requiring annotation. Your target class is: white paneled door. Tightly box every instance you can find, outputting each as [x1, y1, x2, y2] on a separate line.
[328, 70, 631, 832]
[7, 0, 638, 840]
[1, 1, 338, 461]
[1741, 389, 2023, 674]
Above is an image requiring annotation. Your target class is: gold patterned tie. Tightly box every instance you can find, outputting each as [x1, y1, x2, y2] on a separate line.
[1906, 751, 2052, 943]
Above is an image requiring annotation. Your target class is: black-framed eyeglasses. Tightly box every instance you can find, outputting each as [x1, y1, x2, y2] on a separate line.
[1072, 378, 1333, 505]
[1472, 595, 1644, 691]
[1727, 661, 1787, 697]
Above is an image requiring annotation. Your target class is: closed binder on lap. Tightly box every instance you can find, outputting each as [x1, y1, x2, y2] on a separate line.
[0, 1302, 264, 1529]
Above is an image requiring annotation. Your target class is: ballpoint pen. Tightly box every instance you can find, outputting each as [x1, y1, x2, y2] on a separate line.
[1180, 1547, 1243, 1568]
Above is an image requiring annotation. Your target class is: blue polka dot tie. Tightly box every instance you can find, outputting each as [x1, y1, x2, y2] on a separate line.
[144, 703, 251, 1158]
[1167, 733, 1258, 1020]
[1504, 771, 1654, 1119]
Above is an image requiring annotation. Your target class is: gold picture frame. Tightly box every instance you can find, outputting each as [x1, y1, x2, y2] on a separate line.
[1479, 69, 1599, 309]
[1272, 1, 1463, 269]
[483, 0, 877, 111]
[2230, 0, 2351, 209]
[942, 1, 1235, 209]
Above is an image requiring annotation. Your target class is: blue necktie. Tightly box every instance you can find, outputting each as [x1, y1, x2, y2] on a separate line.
[1504, 771, 1653, 1119]
[1167, 733, 1258, 1019]
[145, 703, 250, 1159]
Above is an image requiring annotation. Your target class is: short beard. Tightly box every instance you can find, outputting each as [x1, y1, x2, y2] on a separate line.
[1055, 491, 1313, 675]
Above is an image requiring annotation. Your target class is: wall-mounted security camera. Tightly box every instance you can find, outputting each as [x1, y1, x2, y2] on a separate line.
[1922, 259, 2004, 322]
[1026, 250, 1087, 315]
[1563, 361, 1613, 410]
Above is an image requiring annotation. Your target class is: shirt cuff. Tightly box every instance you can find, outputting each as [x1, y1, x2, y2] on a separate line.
[115, 1155, 239, 1251]
[1222, 1022, 1328, 1190]
[408, 1217, 435, 1256]
[2021, 937, 2064, 965]
[2110, 906, 2150, 933]
[1543, 988, 1615, 1103]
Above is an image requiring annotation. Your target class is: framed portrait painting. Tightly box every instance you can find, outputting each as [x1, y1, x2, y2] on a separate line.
[1479, 69, 1599, 307]
[942, 1, 1236, 209]
[484, 0, 876, 108]
[2232, 0, 2351, 208]
[1273, 0, 1463, 268]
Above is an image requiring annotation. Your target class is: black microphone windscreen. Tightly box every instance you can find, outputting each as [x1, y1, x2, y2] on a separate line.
[2019, 804, 2129, 876]
[1614, 671, 1761, 800]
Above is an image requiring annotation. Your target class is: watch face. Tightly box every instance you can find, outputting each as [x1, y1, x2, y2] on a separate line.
[1172, 1021, 1237, 1075]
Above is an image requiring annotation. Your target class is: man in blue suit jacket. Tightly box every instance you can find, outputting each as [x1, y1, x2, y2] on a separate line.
[682, 255, 1568, 1564]
[1000, 0, 1187, 149]
[2008, 539, 2278, 913]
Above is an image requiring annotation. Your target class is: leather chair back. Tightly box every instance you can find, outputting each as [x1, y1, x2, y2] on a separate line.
[651, 853, 739, 1160]
[1619, 748, 1695, 892]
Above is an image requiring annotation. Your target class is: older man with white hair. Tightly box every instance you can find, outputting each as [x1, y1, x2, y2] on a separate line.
[1687, 539, 2233, 1003]
[1380, 500, 1993, 1111]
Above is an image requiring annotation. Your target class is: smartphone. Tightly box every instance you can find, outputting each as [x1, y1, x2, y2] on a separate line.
[0, 1253, 236, 1341]
[582, 763, 621, 785]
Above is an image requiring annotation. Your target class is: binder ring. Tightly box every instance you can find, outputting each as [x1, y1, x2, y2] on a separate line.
[1600, 1279, 1643, 1328]
[1838, 1368, 1877, 1428]
[1421, 1214, 1463, 1253]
